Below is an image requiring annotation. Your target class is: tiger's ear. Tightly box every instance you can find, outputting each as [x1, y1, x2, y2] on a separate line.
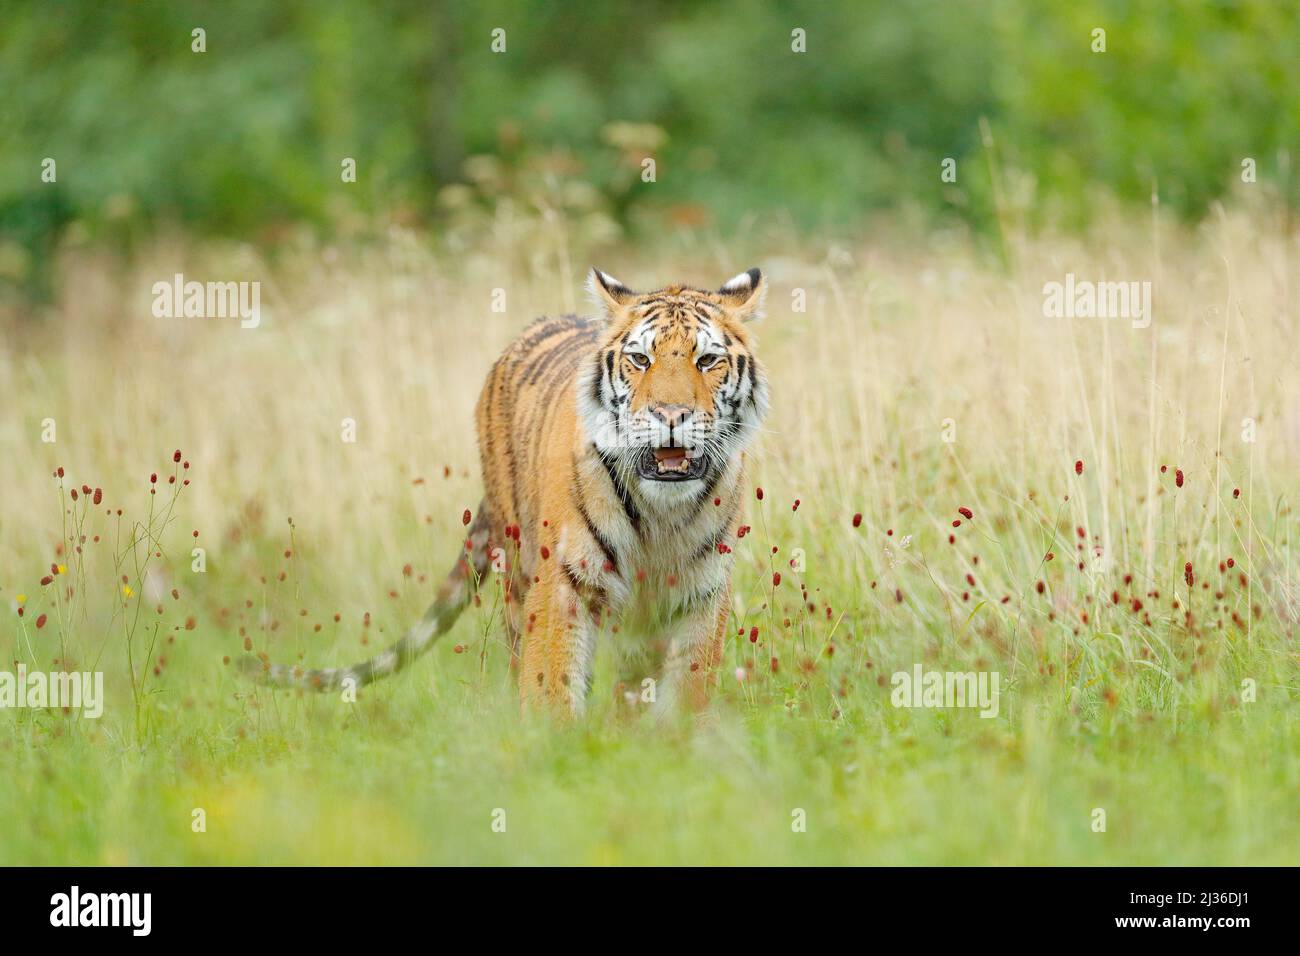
[587, 268, 636, 317]
[718, 267, 766, 321]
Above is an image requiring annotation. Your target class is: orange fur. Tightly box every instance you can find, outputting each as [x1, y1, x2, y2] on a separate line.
[244, 268, 769, 716]
[478, 269, 769, 715]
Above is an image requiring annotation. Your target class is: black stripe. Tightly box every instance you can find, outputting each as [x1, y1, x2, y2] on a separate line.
[597, 448, 641, 532]
[395, 634, 418, 667]
[523, 329, 580, 385]
[528, 314, 591, 346]
[510, 318, 575, 366]
[573, 464, 620, 573]
[590, 355, 607, 408]
[743, 351, 760, 409]
[349, 659, 375, 684]
[691, 535, 720, 562]
[560, 560, 586, 594]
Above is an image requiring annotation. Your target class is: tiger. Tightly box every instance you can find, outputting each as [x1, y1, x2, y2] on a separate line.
[241, 267, 769, 715]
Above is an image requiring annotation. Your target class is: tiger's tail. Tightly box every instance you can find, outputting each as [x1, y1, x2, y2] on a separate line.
[238, 504, 492, 692]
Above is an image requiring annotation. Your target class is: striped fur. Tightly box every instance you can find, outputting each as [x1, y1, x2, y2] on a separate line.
[243, 267, 769, 715]
[238, 509, 492, 691]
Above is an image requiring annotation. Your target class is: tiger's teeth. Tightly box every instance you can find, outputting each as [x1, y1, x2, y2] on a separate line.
[656, 456, 691, 473]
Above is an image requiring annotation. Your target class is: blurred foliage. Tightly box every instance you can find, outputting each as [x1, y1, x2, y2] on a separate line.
[2, 0, 1297, 296]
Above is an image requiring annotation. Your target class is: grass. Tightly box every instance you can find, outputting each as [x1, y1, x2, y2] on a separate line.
[1, 202, 1297, 865]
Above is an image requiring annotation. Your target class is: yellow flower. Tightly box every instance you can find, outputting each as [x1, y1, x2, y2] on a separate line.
[56, 564, 67, 574]
[122, 584, 133, 598]
[15, 594, 26, 604]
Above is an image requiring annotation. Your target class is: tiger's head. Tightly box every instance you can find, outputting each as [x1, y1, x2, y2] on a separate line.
[578, 267, 769, 502]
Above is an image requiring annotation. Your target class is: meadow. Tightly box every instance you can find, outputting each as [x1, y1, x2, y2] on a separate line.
[1, 200, 1297, 865]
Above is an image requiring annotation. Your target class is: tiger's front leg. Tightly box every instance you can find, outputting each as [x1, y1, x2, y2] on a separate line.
[519, 563, 601, 717]
[653, 586, 731, 715]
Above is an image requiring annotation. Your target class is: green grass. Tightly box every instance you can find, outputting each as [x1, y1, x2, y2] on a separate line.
[3, 451, 1295, 865]
[2, 209, 1298, 865]
[2, 635, 1294, 865]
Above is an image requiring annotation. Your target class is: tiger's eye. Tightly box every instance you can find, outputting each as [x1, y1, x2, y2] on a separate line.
[626, 351, 650, 369]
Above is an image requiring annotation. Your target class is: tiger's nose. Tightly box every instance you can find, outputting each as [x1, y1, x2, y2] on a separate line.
[650, 404, 692, 428]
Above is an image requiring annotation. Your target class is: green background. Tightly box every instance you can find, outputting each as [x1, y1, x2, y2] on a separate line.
[3, 0, 1297, 296]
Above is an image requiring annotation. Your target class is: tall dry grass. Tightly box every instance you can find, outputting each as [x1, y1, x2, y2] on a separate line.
[2, 199, 1298, 865]
[1, 198, 1296, 716]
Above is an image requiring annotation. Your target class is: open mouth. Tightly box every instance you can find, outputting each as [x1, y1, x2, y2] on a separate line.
[635, 446, 708, 482]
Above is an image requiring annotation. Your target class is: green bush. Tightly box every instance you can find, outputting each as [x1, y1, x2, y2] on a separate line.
[2, 0, 1296, 297]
